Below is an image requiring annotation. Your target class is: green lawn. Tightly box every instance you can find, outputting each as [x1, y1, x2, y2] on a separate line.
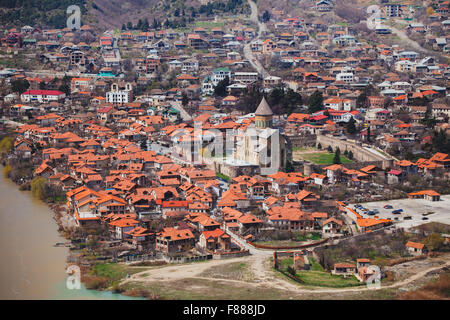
[294, 232, 321, 241]
[277, 257, 363, 288]
[216, 173, 230, 182]
[194, 21, 225, 30]
[292, 146, 315, 152]
[257, 232, 322, 247]
[296, 271, 364, 288]
[92, 263, 144, 286]
[309, 258, 325, 272]
[300, 152, 352, 165]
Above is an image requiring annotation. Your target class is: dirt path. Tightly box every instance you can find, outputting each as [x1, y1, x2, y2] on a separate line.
[121, 253, 450, 295]
[122, 256, 254, 284]
[390, 26, 435, 56]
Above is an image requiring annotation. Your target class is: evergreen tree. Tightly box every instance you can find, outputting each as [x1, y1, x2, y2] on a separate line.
[143, 18, 150, 32]
[11, 79, 30, 94]
[137, 19, 143, 30]
[127, 22, 133, 30]
[182, 92, 189, 107]
[307, 90, 324, 114]
[152, 18, 159, 30]
[317, 143, 322, 150]
[420, 106, 437, 128]
[348, 151, 354, 160]
[333, 147, 341, 164]
[327, 145, 333, 153]
[432, 130, 450, 154]
[285, 160, 295, 173]
[121, 24, 126, 31]
[356, 84, 377, 108]
[213, 76, 230, 97]
[140, 139, 147, 151]
[262, 10, 270, 22]
[58, 84, 70, 96]
[346, 117, 357, 135]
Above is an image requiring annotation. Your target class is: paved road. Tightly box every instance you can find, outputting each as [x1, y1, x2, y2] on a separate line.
[244, 0, 270, 78]
[170, 101, 192, 121]
[247, 0, 268, 36]
[390, 26, 435, 56]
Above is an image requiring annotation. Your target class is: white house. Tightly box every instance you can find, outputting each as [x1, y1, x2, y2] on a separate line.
[21, 90, 66, 103]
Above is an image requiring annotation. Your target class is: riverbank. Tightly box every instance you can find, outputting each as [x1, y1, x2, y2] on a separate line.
[0, 165, 144, 300]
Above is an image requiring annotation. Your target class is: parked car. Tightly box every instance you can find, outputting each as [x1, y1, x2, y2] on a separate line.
[392, 209, 403, 214]
[367, 211, 376, 216]
[384, 205, 393, 209]
[422, 217, 429, 220]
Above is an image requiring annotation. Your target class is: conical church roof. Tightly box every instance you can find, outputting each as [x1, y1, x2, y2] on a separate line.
[255, 97, 273, 116]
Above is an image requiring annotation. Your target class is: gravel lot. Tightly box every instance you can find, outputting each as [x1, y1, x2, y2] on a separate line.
[353, 195, 450, 229]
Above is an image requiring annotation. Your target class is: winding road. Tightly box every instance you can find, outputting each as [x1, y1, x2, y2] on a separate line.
[121, 230, 450, 295]
[121, 251, 450, 295]
[243, 0, 270, 78]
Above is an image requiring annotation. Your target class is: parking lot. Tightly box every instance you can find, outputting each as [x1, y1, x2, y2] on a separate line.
[353, 195, 450, 229]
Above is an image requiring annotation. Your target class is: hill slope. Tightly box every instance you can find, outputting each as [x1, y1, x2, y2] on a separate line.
[0, 0, 249, 31]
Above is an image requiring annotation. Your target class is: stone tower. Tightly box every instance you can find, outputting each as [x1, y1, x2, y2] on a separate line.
[255, 97, 273, 129]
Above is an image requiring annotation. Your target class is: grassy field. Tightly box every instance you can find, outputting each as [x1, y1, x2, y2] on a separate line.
[88, 263, 146, 288]
[277, 257, 364, 288]
[199, 262, 255, 282]
[256, 232, 322, 247]
[296, 271, 363, 288]
[119, 278, 297, 300]
[194, 21, 225, 30]
[298, 152, 353, 165]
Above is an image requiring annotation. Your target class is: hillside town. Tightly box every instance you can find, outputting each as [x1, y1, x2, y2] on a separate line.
[0, 0, 449, 300]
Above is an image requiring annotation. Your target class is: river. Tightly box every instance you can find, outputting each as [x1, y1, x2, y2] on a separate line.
[0, 168, 142, 300]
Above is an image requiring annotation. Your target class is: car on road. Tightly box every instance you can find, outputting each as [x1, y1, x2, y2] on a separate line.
[384, 205, 393, 209]
[422, 217, 429, 220]
[392, 209, 403, 214]
[367, 211, 376, 216]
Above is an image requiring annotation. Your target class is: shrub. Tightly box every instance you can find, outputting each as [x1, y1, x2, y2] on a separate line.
[2, 164, 12, 177]
[287, 266, 296, 276]
[82, 275, 109, 290]
[30, 176, 46, 200]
